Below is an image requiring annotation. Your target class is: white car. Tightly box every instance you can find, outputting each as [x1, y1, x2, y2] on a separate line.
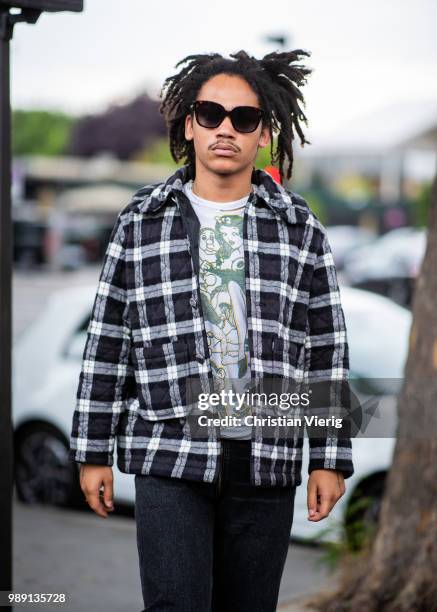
[13, 285, 411, 542]
[342, 227, 427, 308]
[343, 227, 426, 283]
[325, 225, 376, 270]
[294, 287, 410, 543]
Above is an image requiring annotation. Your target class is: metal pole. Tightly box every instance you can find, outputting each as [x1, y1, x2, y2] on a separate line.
[0, 7, 13, 602]
[0, 7, 82, 606]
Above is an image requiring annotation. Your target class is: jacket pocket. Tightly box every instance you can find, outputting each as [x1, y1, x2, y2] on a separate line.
[132, 340, 201, 421]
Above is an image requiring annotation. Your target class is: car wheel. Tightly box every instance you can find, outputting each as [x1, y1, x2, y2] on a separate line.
[14, 423, 82, 507]
[344, 476, 386, 551]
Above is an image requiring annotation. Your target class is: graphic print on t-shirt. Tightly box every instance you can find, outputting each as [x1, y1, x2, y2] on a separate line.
[182, 179, 253, 433]
[199, 213, 249, 385]
[199, 212, 250, 424]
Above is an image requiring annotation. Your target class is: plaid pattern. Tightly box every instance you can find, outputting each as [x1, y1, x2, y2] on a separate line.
[69, 163, 354, 487]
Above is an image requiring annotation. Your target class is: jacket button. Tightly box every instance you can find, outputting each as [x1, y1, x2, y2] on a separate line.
[190, 297, 198, 308]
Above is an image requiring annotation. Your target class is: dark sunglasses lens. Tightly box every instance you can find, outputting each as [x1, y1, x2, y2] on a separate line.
[195, 102, 224, 128]
[232, 107, 262, 132]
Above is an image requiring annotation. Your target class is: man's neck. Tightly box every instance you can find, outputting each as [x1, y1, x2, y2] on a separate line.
[191, 161, 253, 202]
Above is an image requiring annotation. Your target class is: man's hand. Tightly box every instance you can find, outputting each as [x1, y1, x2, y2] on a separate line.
[79, 464, 114, 518]
[307, 469, 346, 522]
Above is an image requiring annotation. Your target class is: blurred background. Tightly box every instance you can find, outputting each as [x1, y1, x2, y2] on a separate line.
[10, 1, 436, 610]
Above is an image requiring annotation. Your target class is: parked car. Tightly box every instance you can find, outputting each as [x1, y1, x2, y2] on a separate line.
[13, 285, 411, 543]
[326, 225, 376, 270]
[342, 227, 427, 308]
[13, 219, 48, 268]
[293, 288, 410, 543]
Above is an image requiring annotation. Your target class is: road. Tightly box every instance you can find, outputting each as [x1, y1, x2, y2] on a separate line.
[13, 497, 336, 612]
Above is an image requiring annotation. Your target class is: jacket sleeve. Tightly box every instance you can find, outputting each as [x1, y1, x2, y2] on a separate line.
[304, 228, 354, 479]
[69, 211, 135, 466]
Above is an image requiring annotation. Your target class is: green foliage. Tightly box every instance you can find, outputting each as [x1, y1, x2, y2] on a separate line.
[343, 494, 379, 552]
[298, 189, 328, 224]
[12, 109, 75, 156]
[409, 182, 433, 228]
[254, 140, 275, 169]
[310, 493, 378, 573]
[134, 137, 178, 166]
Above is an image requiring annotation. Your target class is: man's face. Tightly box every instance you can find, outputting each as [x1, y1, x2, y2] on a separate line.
[184, 73, 271, 176]
[220, 225, 242, 250]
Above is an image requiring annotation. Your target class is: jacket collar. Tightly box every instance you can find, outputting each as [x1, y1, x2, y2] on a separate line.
[137, 163, 309, 225]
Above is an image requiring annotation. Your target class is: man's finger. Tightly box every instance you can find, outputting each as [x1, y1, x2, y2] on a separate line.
[102, 474, 114, 510]
[307, 480, 318, 518]
[86, 490, 109, 518]
[317, 496, 331, 519]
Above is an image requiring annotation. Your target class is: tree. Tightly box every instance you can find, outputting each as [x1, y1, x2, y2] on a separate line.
[69, 92, 166, 160]
[12, 110, 75, 156]
[319, 169, 437, 610]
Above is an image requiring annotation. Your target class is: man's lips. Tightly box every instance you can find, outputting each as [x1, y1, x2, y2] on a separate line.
[211, 143, 238, 156]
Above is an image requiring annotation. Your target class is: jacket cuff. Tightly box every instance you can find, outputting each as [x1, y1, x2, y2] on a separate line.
[308, 458, 354, 480]
[308, 439, 354, 479]
[68, 445, 114, 467]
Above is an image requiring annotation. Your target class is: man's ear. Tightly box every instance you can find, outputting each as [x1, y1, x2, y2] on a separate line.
[185, 113, 194, 141]
[258, 124, 271, 149]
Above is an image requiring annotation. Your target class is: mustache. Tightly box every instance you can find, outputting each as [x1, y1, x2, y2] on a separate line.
[210, 141, 240, 152]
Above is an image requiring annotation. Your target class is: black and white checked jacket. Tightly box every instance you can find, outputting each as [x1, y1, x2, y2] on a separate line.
[69, 163, 354, 487]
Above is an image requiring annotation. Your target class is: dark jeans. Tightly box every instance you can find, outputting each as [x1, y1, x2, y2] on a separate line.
[134, 439, 296, 612]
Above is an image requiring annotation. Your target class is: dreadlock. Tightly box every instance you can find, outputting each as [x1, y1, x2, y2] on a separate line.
[159, 49, 312, 184]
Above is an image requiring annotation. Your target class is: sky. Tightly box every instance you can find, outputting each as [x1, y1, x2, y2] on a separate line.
[9, 0, 437, 140]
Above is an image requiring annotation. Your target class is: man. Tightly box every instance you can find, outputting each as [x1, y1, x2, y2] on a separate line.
[70, 49, 353, 612]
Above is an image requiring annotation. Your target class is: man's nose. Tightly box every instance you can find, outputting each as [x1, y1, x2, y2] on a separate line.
[216, 115, 236, 136]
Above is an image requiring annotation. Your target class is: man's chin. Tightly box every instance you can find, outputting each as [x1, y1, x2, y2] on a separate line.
[205, 158, 246, 176]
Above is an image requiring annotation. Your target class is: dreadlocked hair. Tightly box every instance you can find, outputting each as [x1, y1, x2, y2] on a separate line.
[159, 49, 313, 183]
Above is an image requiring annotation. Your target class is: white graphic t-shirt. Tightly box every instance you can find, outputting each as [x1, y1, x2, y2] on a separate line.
[183, 179, 253, 439]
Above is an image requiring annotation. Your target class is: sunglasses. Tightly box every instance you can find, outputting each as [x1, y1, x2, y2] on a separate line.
[190, 100, 264, 133]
